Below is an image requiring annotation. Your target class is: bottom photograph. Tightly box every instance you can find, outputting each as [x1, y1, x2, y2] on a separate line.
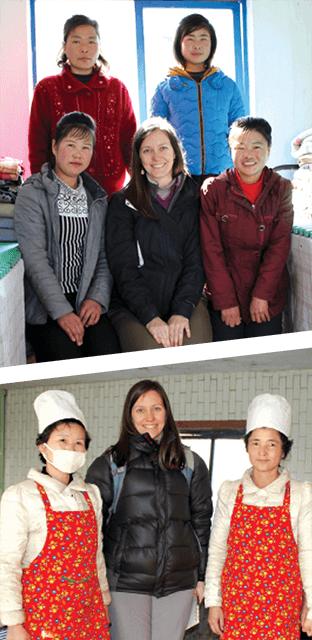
[0, 349, 311, 640]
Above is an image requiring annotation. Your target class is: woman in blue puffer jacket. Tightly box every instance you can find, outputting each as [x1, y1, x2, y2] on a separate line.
[151, 13, 245, 183]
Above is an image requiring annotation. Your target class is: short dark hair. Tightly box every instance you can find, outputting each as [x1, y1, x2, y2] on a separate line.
[173, 13, 217, 69]
[36, 418, 91, 463]
[109, 379, 186, 470]
[244, 430, 293, 459]
[54, 111, 96, 146]
[57, 14, 108, 68]
[125, 116, 187, 218]
[229, 116, 272, 148]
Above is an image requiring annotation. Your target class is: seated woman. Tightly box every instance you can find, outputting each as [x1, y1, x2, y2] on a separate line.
[14, 111, 120, 362]
[106, 116, 212, 351]
[205, 393, 312, 639]
[200, 116, 294, 341]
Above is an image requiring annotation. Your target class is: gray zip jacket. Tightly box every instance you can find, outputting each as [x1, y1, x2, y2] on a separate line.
[14, 163, 112, 324]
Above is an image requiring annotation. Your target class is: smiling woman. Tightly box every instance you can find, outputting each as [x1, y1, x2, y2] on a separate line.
[86, 379, 213, 640]
[106, 116, 212, 352]
[205, 393, 312, 639]
[200, 116, 294, 341]
[14, 111, 120, 362]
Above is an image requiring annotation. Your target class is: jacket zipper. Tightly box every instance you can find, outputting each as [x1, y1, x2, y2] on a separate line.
[197, 82, 205, 175]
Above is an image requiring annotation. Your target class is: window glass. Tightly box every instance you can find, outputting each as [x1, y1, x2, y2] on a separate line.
[212, 438, 250, 502]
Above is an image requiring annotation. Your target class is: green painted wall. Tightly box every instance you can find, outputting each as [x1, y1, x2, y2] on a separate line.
[0, 390, 5, 495]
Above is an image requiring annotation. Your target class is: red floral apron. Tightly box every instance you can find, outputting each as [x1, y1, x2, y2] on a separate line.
[22, 482, 110, 639]
[221, 481, 302, 639]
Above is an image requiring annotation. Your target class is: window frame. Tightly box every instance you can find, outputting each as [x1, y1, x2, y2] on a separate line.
[178, 419, 246, 485]
[134, 0, 249, 120]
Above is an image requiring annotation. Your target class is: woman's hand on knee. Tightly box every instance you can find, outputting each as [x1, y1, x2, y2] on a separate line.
[250, 297, 270, 323]
[7, 624, 31, 640]
[57, 312, 84, 345]
[79, 299, 102, 327]
[221, 306, 241, 327]
[146, 317, 171, 347]
[208, 606, 224, 637]
[168, 315, 191, 346]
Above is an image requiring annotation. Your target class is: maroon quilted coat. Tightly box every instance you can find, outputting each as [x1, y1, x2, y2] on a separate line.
[28, 64, 136, 195]
[200, 168, 293, 323]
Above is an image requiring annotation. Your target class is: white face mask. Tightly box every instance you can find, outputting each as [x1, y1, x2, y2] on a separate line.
[43, 443, 86, 474]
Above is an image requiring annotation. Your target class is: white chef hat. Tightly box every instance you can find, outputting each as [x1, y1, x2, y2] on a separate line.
[34, 390, 87, 434]
[246, 393, 291, 438]
[291, 128, 312, 160]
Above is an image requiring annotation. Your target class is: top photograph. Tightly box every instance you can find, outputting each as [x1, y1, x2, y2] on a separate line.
[1, 0, 312, 369]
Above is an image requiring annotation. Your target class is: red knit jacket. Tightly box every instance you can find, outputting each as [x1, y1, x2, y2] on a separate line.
[28, 65, 136, 195]
[200, 168, 293, 323]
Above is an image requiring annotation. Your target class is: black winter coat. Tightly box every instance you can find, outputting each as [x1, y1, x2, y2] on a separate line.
[106, 175, 205, 325]
[86, 434, 212, 598]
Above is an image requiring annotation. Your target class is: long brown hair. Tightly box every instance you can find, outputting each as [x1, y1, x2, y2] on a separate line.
[125, 117, 188, 218]
[109, 379, 186, 470]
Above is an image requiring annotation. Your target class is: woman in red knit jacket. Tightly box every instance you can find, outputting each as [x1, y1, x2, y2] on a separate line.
[28, 14, 136, 195]
[200, 116, 293, 341]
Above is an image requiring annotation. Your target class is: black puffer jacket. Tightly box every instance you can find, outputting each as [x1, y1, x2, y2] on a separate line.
[86, 434, 212, 598]
[106, 175, 205, 325]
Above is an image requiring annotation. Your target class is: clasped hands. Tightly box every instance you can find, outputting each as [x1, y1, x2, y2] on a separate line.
[57, 299, 102, 345]
[146, 314, 191, 347]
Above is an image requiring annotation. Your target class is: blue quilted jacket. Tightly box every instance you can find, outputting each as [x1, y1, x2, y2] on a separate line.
[151, 67, 245, 176]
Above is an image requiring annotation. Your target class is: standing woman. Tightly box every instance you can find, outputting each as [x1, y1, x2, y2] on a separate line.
[151, 13, 245, 183]
[106, 116, 212, 351]
[28, 14, 136, 195]
[0, 390, 111, 640]
[86, 379, 213, 640]
[15, 111, 120, 362]
[205, 393, 312, 639]
[200, 116, 293, 341]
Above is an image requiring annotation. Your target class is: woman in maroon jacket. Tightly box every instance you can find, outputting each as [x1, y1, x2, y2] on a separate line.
[28, 14, 136, 195]
[200, 116, 293, 341]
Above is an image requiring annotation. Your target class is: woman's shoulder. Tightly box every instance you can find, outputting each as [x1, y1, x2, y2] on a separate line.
[34, 72, 63, 94]
[1, 477, 39, 504]
[218, 478, 241, 500]
[205, 68, 240, 89]
[290, 477, 312, 500]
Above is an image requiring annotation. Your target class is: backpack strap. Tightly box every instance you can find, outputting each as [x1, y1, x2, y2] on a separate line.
[181, 445, 194, 488]
[108, 454, 127, 521]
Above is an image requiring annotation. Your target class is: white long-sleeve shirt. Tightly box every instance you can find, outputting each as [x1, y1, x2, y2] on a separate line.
[0, 469, 110, 627]
[205, 468, 312, 618]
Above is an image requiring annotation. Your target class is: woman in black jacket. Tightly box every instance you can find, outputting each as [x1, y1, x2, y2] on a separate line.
[86, 379, 212, 640]
[106, 117, 212, 351]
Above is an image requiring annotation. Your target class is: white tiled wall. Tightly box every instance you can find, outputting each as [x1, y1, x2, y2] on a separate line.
[3, 368, 312, 488]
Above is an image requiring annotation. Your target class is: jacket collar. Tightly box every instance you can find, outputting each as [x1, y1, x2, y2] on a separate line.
[168, 65, 218, 80]
[225, 166, 281, 207]
[242, 466, 290, 496]
[61, 63, 109, 92]
[28, 467, 88, 493]
[24, 163, 107, 202]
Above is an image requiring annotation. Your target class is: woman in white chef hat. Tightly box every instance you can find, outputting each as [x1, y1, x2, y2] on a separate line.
[0, 390, 111, 640]
[205, 393, 312, 639]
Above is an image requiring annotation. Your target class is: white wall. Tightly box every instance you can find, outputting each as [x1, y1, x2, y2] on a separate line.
[3, 369, 312, 489]
[247, 0, 312, 167]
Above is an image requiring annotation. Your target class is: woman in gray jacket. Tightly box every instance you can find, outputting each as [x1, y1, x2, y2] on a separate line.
[14, 111, 119, 361]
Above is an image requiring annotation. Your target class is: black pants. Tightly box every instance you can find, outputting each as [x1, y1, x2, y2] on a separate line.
[209, 306, 283, 341]
[27, 313, 120, 362]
